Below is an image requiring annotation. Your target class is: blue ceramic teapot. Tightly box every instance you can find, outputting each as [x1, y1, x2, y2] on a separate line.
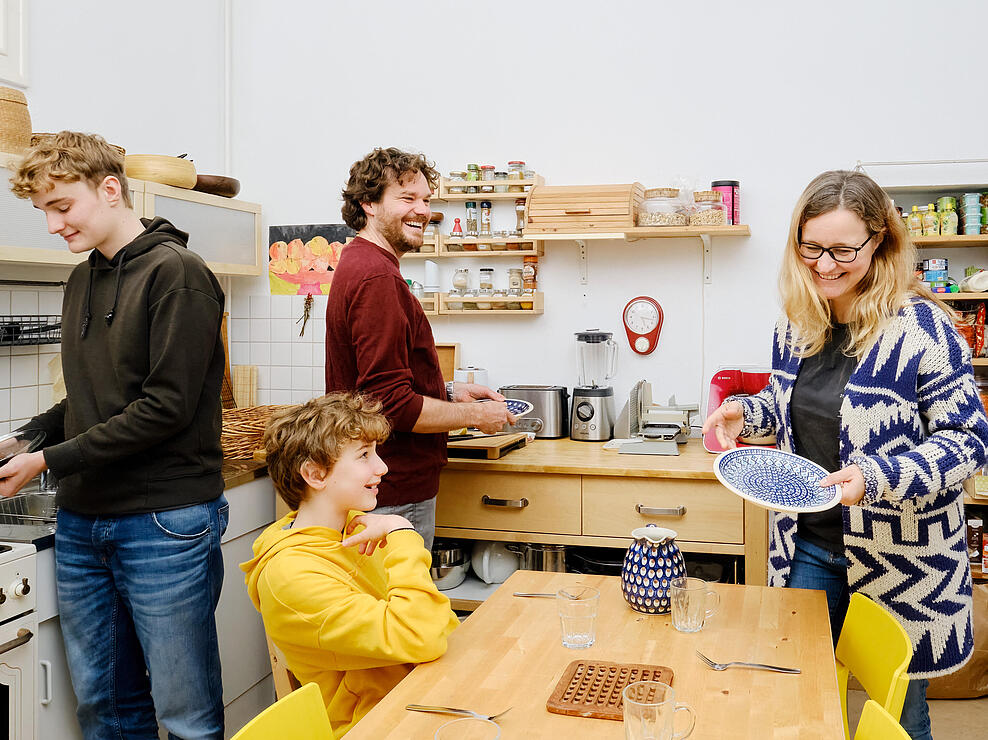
[621, 525, 686, 614]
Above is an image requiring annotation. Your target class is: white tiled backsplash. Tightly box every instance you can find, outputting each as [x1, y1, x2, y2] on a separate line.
[0, 288, 328, 432]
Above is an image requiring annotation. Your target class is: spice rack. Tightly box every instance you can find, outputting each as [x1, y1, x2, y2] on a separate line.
[437, 291, 544, 315]
[438, 176, 544, 201]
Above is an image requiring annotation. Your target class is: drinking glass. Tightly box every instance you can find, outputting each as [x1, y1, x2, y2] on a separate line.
[433, 717, 501, 739]
[556, 586, 599, 648]
[670, 577, 719, 633]
[623, 681, 695, 740]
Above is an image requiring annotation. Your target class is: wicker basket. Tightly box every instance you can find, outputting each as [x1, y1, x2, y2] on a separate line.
[221, 405, 296, 459]
[0, 86, 31, 155]
[31, 132, 126, 156]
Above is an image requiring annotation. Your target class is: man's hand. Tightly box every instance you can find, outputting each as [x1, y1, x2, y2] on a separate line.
[819, 464, 865, 505]
[341, 513, 414, 555]
[470, 400, 516, 435]
[449, 382, 504, 403]
[700, 401, 745, 450]
[0, 451, 48, 498]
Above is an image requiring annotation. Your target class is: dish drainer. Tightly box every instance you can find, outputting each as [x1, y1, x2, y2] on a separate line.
[0, 315, 62, 346]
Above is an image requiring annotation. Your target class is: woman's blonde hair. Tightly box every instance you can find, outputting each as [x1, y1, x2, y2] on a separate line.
[779, 169, 948, 357]
[263, 393, 390, 510]
[10, 131, 132, 208]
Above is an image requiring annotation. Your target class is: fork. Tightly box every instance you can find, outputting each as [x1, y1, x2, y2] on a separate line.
[695, 650, 800, 674]
[405, 704, 513, 722]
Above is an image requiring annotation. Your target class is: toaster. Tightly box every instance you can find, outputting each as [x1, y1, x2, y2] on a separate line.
[497, 385, 569, 438]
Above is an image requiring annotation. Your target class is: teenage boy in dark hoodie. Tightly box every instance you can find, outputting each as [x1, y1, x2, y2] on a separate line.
[0, 131, 228, 739]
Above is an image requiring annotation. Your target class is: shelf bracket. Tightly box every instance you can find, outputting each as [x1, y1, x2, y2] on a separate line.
[701, 234, 712, 284]
[577, 240, 589, 285]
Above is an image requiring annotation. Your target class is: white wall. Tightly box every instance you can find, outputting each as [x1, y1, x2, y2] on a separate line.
[7, 0, 988, 422]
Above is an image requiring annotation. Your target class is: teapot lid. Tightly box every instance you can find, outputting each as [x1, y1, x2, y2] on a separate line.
[632, 525, 677, 544]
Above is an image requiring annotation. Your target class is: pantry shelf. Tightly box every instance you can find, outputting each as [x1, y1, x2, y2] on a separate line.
[972, 359, 988, 366]
[912, 235, 988, 248]
[940, 293, 988, 301]
[528, 225, 751, 241]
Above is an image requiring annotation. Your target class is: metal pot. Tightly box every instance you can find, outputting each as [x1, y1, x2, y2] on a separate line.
[508, 543, 567, 572]
[430, 539, 469, 590]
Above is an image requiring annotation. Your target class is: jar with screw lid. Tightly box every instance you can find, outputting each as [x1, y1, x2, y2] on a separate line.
[638, 187, 688, 227]
[465, 164, 480, 193]
[515, 198, 527, 234]
[448, 170, 467, 194]
[480, 201, 492, 236]
[480, 165, 495, 193]
[494, 171, 509, 193]
[689, 191, 728, 226]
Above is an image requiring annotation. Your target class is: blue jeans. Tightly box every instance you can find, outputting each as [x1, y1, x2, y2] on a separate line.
[787, 536, 931, 740]
[55, 496, 229, 740]
[372, 497, 436, 551]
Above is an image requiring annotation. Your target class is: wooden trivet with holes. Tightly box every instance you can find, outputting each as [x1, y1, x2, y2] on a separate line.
[546, 660, 674, 721]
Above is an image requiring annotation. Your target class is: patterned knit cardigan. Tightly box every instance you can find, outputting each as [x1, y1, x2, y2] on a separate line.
[734, 298, 988, 678]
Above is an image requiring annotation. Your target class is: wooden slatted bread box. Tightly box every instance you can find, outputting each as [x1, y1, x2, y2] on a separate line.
[524, 183, 645, 234]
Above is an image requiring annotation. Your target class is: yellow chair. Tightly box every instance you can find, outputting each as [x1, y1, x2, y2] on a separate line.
[836, 593, 913, 740]
[231, 682, 333, 740]
[853, 699, 911, 740]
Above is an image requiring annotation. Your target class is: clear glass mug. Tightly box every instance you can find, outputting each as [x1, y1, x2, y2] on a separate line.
[623, 681, 695, 740]
[670, 577, 719, 633]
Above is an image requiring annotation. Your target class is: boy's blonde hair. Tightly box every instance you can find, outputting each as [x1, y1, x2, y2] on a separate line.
[9, 130, 132, 209]
[263, 393, 391, 510]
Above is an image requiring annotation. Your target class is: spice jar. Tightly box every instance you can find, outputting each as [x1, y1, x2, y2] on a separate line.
[494, 171, 509, 193]
[480, 165, 495, 192]
[508, 170, 525, 192]
[689, 191, 728, 226]
[520, 289, 535, 310]
[446, 289, 464, 311]
[508, 160, 526, 176]
[479, 268, 494, 291]
[638, 188, 687, 227]
[480, 201, 492, 236]
[452, 268, 470, 292]
[515, 198, 527, 234]
[465, 164, 480, 193]
[464, 202, 479, 236]
[477, 241, 492, 251]
[506, 288, 523, 310]
[508, 267, 523, 291]
[448, 170, 467, 194]
[522, 255, 538, 291]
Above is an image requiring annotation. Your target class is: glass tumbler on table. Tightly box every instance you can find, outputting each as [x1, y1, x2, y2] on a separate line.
[670, 576, 719, 633]
[623, 681, 695, 740]
[557, 586, 599, 648]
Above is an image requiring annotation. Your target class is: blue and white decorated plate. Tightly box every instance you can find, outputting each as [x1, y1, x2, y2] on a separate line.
[714, 447, 842, 513]
[504, 399, 533, 418]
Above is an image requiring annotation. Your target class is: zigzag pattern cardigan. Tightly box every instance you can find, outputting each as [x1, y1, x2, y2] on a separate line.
[734, 298, 988, 678]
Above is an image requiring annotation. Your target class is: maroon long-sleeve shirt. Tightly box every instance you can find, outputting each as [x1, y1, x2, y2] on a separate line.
[324, 236, 447, 507]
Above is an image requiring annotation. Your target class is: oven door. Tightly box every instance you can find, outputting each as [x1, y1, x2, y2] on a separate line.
[0, 613, 38, 740]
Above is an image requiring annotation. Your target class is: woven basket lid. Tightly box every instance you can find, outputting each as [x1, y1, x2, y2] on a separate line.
[0, 86, 31, 155]
[0, 86, 27, 105]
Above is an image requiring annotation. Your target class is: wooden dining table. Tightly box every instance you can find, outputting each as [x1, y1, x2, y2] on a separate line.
[347, 570, 844, 739]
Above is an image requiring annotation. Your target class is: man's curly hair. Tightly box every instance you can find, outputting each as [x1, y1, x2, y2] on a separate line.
[341, 147, 438, 231]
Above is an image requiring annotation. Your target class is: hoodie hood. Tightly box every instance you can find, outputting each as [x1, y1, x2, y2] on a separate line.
[81, 217, 190, 338]
[242, 512, 347, 610]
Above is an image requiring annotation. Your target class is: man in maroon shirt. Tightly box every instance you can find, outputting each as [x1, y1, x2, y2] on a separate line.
[325, 147, 513, 548]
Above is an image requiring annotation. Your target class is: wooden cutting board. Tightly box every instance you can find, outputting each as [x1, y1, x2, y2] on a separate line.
[447, 432, 528, 459]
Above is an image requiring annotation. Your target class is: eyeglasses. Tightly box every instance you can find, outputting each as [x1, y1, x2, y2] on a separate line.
[797, 234, 874, 263]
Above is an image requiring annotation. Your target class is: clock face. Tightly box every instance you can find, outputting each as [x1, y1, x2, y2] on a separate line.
[624, 300, 660, 333]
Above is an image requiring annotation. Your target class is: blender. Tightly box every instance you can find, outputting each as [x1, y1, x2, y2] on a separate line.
[571, 330, 617, 441]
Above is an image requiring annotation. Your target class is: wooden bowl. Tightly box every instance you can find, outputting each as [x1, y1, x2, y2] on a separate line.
[125, 154, 197, 189]
[193, 174, 240, 198]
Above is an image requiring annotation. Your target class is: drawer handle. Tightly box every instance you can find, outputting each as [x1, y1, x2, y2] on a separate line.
[0, 628, 32, 656]
[482, 495, 529, 508]
[636, 504, 686, 517]
[563, 209, 592, 215]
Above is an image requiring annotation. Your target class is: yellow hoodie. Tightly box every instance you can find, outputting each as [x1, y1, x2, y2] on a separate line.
[241, 512, 458, 736]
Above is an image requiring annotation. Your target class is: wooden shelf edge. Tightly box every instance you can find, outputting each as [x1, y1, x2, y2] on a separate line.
[527, 225, 751, 241]
[913, 235, 988, 248]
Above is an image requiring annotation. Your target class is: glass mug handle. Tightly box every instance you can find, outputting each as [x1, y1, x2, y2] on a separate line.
[605, 338, 618, 380]
[705, 589, 721, 621]
[672, 702, 696, 739]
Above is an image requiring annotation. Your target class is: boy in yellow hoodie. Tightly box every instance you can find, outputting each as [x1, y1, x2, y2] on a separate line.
[241, 393, 458, 736]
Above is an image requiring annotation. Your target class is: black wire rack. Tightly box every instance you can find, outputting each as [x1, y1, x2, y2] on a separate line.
[0, 315, 63, 346]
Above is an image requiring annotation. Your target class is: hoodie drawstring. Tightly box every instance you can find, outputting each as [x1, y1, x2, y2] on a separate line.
[104, 248, 126, 327]
[80, 268, 95, 339]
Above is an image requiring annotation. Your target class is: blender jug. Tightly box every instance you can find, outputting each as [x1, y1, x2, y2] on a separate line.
[576, 330, 617, 388]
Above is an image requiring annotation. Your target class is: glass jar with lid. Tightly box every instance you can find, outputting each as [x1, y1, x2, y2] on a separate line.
[451, 267, 470, 292]
[480, 201, 493, 236]
[505, 288, 523, 310]
[448, 170, 467, 194]
[464, 202, 479, 237]
[494, 171, 509, 193]
[507, 267, 523, 291]
[465, 164, 480, 193]
[508, 160, 526, 176]
[480, 165, 496, 192]
[520, 288, 535, 310]
[689, 190, 728, 226]
[638, 187, 688, 227]
[446, 289, 464, 311]
[515, 198, 527, 234]
[479, 267, 494, 291]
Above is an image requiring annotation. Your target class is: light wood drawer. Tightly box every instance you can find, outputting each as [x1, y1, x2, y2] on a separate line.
[437, 471, 581, 535]
[582, 477, 742, 543]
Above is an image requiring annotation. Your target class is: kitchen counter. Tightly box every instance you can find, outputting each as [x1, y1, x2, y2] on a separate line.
[436, 437, 770, 586]
[223, 458, 267, 489]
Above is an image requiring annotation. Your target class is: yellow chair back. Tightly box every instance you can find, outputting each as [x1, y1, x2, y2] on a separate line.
[853, 699, 911, 740]
[835, 593, 912, 740]
[231, 682, 333, 740]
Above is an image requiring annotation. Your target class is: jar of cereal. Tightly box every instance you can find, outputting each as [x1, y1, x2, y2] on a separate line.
[638, 188, 688, 227]
[689, 191, 728, 226]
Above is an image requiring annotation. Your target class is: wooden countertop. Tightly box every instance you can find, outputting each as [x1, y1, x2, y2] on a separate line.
[445, 436, 718, 479]
[222, 458, 267, 489]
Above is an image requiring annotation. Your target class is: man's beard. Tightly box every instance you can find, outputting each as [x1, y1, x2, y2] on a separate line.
[380, 217, 423, 254]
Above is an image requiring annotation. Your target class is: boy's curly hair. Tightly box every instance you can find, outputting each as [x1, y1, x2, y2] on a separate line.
[263, 393, 390, 510]
[10, 130, 132, 208]
[341, 147, 438, 230]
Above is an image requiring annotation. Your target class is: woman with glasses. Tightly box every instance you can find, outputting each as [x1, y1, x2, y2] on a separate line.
[703, 169, 988, 740]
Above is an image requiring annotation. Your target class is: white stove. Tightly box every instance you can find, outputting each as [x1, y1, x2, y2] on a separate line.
[0, 541, 38, 740]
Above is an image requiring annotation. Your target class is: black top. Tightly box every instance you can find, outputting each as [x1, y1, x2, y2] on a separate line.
[790, 323, 856, 554]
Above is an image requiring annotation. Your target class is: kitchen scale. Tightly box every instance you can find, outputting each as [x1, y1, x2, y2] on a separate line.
[612, 380, 697, 455]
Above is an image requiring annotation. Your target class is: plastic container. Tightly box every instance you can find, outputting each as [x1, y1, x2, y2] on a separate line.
[921, 203, 939, 236]
[940, 205, 959, 236]
[907, 205, 923, 236]
[638, 187, 687, 227]
[711, 179, 740, 225]
[689, 191, 728, 226]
